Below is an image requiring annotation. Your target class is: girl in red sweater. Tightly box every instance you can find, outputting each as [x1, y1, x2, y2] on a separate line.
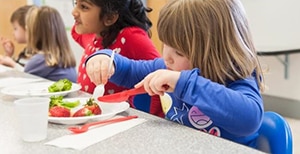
[72, 0, 164, 117]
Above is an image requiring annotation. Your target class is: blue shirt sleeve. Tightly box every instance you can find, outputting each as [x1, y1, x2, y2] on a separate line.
[175, 69, 263, 136]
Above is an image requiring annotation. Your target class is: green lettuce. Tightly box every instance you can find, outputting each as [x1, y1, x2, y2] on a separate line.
[48, 79, 72, 92]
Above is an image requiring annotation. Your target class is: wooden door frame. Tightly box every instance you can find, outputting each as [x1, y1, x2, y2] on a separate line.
[0, 0, 27, 57]
[147, 0, 168, 53]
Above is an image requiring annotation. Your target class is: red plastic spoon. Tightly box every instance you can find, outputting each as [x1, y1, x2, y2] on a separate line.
[68, 115, 138, 134]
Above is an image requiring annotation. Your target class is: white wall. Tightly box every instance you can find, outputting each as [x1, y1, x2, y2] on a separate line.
[240, 0, 300, 101]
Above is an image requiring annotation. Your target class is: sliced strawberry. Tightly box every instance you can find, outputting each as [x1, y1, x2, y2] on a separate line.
[85, 103, 101, 115]
[73, 108, 93, 117]
[72, 98, 102, 117]
[83, 98, 102, 115]
[49, 106, 71, 117]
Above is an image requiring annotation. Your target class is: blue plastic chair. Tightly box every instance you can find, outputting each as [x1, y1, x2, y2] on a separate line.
[256, 111, 293, 154]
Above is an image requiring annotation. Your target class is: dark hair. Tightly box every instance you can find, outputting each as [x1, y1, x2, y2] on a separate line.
[90, 0, 153, 48]
[10, 5, 34, 29]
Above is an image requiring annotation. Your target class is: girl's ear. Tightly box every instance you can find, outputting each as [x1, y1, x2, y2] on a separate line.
[103, 13, 119, 26]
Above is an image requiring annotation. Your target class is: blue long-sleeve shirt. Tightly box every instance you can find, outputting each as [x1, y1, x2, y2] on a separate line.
[88, 49, 264, 147]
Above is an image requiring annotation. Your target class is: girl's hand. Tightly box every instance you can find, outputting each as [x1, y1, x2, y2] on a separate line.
[0, 37, 14, 57]
[135, 69, 180, 96]
[86, 54, 115, 85]
[0, 56, 16, 68]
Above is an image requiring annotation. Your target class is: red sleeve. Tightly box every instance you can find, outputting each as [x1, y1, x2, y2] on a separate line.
[112, 27, 164, 118]
[116, 27, 161, 60]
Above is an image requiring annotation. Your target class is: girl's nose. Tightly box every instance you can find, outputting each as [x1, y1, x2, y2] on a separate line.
[71, 8, 78, 17]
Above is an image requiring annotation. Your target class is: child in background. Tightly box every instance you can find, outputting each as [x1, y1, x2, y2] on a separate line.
[18, 6, 77, 82]
[0, 5, 33, 67]
[72, 0, 163, 117]
[86, 0, 265, 148]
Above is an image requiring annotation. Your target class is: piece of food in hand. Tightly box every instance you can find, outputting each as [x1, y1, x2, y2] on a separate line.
[73, 98, 102, 117]
[48, 78, 72, 92]
[49, 106, 71, 117]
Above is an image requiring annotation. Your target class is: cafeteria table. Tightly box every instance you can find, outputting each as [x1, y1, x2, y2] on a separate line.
[0, 65, 265, 154]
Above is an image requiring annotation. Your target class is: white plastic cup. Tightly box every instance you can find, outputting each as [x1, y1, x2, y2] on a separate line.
[14, 97, 50, 142]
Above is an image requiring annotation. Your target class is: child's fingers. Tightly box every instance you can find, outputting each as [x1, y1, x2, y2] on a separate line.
[86, 55, 112, 85]
[86, 60, 101, 85]
[142, 72, 164, 96]
[134, 80, 144, 89]
[149, 78, 166, 96]
[100, 59, 110, 84]
[136, 77, 155, 96]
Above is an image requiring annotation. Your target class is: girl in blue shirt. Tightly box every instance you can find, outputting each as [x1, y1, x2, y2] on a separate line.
[23, 6, 77, 82]
[85, 0, 265, 148]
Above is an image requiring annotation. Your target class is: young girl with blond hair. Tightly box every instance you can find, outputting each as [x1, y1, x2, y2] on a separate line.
[86, 0, 265, 148]
[20, 6, 77, 82]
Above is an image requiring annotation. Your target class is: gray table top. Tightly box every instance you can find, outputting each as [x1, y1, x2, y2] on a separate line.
[0, 66, 265, 154]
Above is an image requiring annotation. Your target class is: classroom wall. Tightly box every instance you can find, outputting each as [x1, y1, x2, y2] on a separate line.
[147, 0, 168, 52]
[240, 0, 300, 101]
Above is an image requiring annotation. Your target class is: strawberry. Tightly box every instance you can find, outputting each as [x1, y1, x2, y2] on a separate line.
[72, 98, 102, 117]
[73, 108, 93, 117]
[85, 98, 102, 115]
[49, 106, 71, 117]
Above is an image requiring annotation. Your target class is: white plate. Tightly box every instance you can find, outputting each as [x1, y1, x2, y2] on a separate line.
[0, 81, 81, 98]
[0, 77, 44, 88]
[48, 97, 130, 125]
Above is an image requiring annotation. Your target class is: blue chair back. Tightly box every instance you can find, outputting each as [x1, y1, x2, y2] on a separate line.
[256, 111, 293, 154]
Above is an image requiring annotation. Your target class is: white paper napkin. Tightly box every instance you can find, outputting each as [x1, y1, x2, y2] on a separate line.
[45, 118, 146, 150]
[0, 77, 43, 88]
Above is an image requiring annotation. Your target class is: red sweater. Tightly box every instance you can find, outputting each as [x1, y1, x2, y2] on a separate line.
[72, 26, 164, 117]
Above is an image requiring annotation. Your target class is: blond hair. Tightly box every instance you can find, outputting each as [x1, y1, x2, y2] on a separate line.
[26, 6, 76, 68]
[158, 0, 264, 91]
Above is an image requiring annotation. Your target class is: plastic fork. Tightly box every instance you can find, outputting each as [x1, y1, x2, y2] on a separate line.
[92, 49, 116, 101]
[92, 84, 105, 101]
[68, 115, 138, 134]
